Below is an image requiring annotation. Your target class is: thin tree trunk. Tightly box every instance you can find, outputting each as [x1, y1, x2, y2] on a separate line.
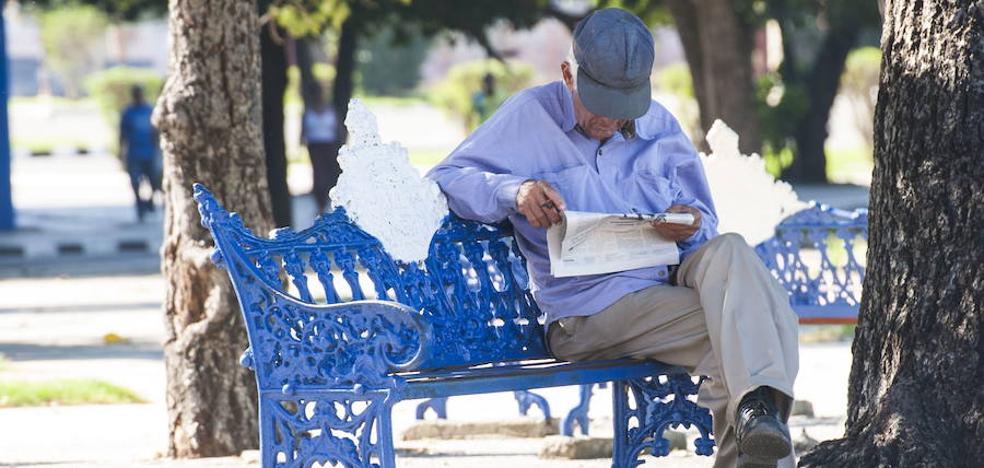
[782, 22, 861, 183]
[665, 0, 709, 150]
[295, 35, 322, 107]
[332, 18, 359, 144]
[800, 1, 984, 466]
[668, 0, 761, 154]
[153, 0, 271, 457]
[261, 21, 292, 228]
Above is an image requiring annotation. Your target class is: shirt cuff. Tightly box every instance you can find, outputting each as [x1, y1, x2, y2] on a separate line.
[495, 176, 529, 216]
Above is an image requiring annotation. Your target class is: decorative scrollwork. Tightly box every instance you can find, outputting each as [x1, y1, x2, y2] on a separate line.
[514, 390, 552, 421]
[755, 203, 868, 315]
[243, 284, 428, 392]
[260, 392, 393, 468]
[613, 374, 715, 467]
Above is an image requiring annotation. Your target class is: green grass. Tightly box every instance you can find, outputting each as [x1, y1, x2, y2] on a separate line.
[288, 148, 449, 168]
[409, 149, 451, 167]
[10, 136, 97, 154]
[760, 145, 873, 184]
[826, 146, 874, 184]
[0, 379, 145, 407]
[357, 94, 428, 108]
[800, 325, 856, 343]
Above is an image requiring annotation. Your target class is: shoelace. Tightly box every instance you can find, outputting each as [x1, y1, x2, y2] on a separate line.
[737, 398, 775, 441]
[739, 398, 771, 421]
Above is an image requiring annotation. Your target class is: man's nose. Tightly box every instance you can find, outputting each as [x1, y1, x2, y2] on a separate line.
[599, 117, 621, 129]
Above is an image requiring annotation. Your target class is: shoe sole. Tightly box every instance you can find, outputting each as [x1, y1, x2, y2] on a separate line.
[738, 452, 780, 468]
[739, 428, 791, 461]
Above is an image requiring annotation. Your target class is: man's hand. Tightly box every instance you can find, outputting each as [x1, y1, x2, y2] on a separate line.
[650, 204, 701, 241]
[517, 180, 566, 228]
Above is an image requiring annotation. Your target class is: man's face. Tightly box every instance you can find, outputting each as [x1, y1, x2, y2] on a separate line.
[561, 62, 628, 141]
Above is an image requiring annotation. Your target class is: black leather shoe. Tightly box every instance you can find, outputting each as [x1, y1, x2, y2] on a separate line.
[736, 387, 792, 468]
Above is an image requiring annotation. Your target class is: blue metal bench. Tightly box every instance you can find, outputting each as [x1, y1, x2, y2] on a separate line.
[559, 203, 869, 436]
[194, 184, 715, 467]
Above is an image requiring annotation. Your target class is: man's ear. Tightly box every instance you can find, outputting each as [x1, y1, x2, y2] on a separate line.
[561, 62, 575, 89]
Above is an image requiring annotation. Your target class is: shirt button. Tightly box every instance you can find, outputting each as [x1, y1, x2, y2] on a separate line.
[597, 149, 603, 156]
[657, 270, 666, 278]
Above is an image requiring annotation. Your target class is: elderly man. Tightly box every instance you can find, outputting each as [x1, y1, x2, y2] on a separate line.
[427, 8, 798, 468]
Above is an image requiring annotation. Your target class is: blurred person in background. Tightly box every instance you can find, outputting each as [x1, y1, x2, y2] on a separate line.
[302, 86, 340, 213]
[470, 72, 498, 127]
[119, 85, 161, 222]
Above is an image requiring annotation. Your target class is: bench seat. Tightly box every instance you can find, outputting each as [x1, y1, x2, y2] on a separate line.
[400, 359, 679, 400]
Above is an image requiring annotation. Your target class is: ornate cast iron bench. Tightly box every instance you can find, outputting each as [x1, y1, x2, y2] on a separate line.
[559, 203, 868, 436]
[195, 184, 716, 468]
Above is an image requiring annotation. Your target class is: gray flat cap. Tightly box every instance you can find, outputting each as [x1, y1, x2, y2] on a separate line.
[573, 8, 655, 120]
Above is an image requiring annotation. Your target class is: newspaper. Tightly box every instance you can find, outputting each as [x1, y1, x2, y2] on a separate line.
[546, 211, 695, 278]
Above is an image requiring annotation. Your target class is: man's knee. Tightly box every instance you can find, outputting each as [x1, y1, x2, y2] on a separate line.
[708, 232, 748, 251]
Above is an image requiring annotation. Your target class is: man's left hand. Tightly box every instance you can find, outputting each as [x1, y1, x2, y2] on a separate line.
[650, 204, 701, 241]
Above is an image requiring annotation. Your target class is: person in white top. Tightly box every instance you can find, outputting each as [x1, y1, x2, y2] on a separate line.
[301, 87, 340, 212]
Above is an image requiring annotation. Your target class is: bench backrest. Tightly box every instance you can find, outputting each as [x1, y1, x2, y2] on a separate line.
[754, 204, 868, 324]
[197, 184, 868, 391]
[194, 185, 548, 378]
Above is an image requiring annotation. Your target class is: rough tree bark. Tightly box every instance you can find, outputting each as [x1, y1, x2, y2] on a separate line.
[666, 0, 762, 154]
[153, 0, 272, 457]
[261, 21, 292, 228]
[800, 1, 984, 466]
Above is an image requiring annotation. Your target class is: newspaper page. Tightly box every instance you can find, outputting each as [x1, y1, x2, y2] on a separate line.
[547, 211, 694, 278]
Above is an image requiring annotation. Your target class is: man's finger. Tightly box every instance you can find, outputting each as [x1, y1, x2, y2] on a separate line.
[531, 189, 563, 227]
[541, 183, 567, 211]
[543, 203, 563, 225]
[528, 193, 553, 228]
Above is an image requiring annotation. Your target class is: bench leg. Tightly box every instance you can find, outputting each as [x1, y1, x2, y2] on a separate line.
[514, 390, 552, 421]
[259, 391, 397, 468]
[562, 384, 595, 436]
[611, 375, 715, 467]
[415, 397, 448, 420]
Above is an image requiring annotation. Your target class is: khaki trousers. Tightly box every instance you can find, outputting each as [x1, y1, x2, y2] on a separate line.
[548, 233, 799, 468]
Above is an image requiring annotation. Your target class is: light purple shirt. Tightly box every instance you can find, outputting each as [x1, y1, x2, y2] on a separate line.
[427, 81, 718, 325]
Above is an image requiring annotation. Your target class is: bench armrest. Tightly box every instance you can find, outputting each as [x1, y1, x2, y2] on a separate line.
[241, 293, 432, 394]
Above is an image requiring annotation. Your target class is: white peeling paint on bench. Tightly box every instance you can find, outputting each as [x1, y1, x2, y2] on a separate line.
[700, 120, 808, 245]
[329, 99, 449, 263]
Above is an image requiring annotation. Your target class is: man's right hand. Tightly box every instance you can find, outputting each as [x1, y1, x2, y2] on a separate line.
[517, 180, 566, 228]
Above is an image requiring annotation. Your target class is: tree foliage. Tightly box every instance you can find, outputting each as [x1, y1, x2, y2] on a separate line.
[37, 4, 109, 98]
[28, 0, 165, 21]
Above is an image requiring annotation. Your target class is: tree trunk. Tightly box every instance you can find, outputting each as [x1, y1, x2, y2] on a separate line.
[261, 21, 292, 228]
[665, 0, 709, 150]
[667, 0, 761, 154]
[153, 0, 271, 457]
[332, 18, 359, 143]
[800, 1, 984, 466]
[782, 21, 862, 183]
[295, 35, 322, 107]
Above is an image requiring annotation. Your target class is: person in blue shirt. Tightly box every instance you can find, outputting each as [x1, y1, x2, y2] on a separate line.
[427, 8, 799, 468]
[119, 85, 161, 222]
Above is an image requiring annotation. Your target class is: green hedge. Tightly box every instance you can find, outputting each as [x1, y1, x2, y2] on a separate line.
[428, 59, 533, 131]
[85, 67, 164, 137]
